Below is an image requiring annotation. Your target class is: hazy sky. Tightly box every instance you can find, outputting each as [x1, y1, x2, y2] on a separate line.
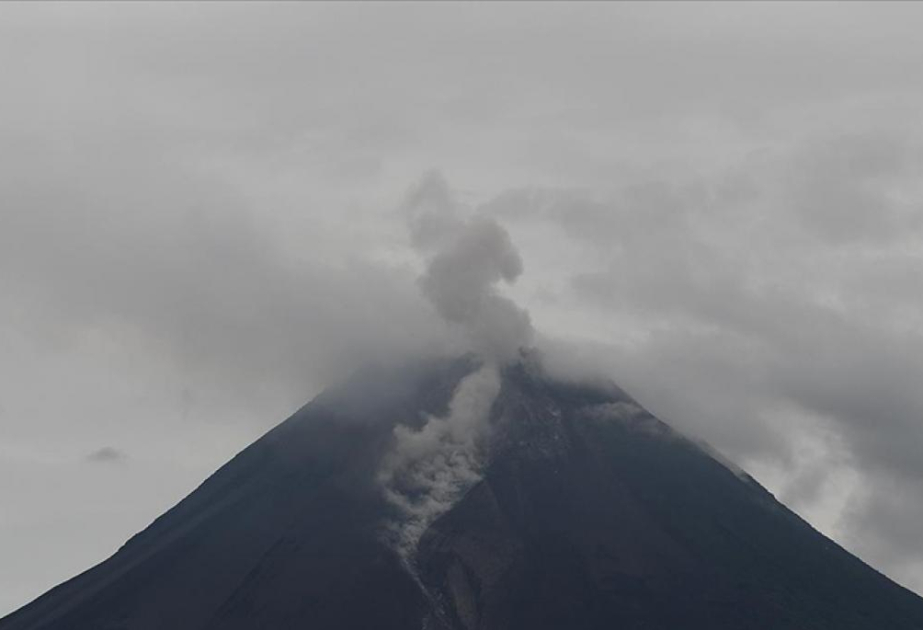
[4, 2, 923, 614]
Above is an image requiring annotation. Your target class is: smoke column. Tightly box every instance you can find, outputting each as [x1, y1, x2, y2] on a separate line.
[379, 173, 533, 565]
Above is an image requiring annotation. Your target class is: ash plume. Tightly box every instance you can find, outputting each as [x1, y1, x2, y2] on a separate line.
[407, 172, 534, 363]
[378, 173, 533, 566]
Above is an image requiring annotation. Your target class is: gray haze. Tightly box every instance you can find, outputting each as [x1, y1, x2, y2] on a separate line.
[3, 2, 923, 614]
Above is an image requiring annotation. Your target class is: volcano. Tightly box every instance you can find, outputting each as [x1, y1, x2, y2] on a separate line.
[3, 356, 923, 630]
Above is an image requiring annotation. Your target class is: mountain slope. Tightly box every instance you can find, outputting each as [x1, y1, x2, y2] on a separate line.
[3, 357, 923, 630]
[419, 363, 923, 629]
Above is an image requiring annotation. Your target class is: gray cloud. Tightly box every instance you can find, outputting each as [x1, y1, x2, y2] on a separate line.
[0, 124, 448, 402]
[780, 133, 923, 244]
[85, 447, 126, 464]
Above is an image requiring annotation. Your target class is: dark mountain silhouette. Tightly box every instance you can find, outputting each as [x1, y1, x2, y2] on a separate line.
[3, 356, 923, 630]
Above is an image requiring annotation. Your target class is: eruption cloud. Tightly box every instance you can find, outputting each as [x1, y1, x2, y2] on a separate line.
[379, 173, 533, 565]
[407, 172, 534, 363]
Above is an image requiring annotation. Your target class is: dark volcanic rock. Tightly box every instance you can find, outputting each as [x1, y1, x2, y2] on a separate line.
[3, 356, 923, 630]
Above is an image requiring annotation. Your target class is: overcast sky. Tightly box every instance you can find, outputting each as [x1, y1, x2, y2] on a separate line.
[4, 1, 923, 615]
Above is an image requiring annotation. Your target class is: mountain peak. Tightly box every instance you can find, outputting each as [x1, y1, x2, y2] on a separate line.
[3, 355, 923, 630]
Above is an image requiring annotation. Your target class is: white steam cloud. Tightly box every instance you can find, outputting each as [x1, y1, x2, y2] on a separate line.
[378, 173, 532, 565]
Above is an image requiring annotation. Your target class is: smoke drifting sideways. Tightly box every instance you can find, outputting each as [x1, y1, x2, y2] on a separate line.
[378, 173, 534, 565]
